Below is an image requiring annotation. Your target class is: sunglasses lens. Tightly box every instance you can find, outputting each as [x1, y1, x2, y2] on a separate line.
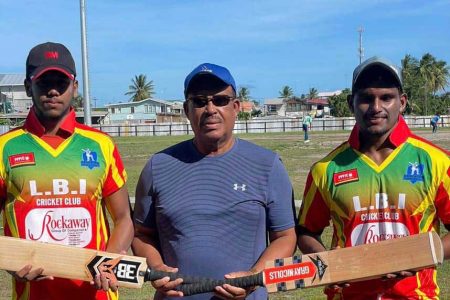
[189, 96, 233, 108]
[212, 96, 232, 106]
[191, 97, 207, 108]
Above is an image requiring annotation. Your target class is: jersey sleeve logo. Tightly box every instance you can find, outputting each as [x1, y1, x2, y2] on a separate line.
[81, 149, 100, 170]
[9, 153, 36, 168]
[333, 169, 359, 186]
[402, 162, 424, 184]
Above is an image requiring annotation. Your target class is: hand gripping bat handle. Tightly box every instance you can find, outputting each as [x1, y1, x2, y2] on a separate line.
[178, 272, 264, 296]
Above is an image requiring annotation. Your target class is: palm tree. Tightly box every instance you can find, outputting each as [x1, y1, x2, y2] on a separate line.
[279, 86, 294, 99]
[307, 87, 319, 99]
[419, 54, 439, 115]
[433, 60, 449, 93]
[401, 54, 420, 113]
[125, 74, 154, 102]
[238, 87, 250, 101]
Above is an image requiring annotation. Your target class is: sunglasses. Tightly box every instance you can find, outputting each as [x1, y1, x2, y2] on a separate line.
[188, 95, 235, 108]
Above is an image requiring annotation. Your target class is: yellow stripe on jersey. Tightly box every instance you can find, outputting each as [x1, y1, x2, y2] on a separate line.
[407, 138, 449, 230]
[74, 128, 125, 188]
[353, 143, 405, 173]
[29, 134, 75, 157]
[310, 142, 350, 208]
[96, 199, 109, 250]
[5, 201, 19, 237]
[0, 129, 26, 179]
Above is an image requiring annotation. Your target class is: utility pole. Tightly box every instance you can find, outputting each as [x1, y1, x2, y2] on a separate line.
[358, 27, 364, 64]
[80, 0, 92, 125]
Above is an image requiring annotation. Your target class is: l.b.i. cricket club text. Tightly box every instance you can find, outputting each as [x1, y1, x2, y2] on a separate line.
[350, 193, 410, 246]
[29, 179, 86, 207]
[25, 178, 93, 247]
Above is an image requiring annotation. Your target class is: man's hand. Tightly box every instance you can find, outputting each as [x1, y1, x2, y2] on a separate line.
[8, 264, 54, 282]
[151, 264, 184, 298]
[382, 270, 416, 280]
[214, 271, 256, 300]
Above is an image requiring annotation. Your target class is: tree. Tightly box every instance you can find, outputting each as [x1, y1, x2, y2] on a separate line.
[237, 111, 251, 120]
[328, 88, 352, 117]
[125, 74, 154, 102]
[307, 87, 319, 99]
[72, 95, 84, 111]
[238, 87, 250, 101]
[279, 86, 294, 99]
[401, 54, 421, 114]
[401, 53, 450, 115]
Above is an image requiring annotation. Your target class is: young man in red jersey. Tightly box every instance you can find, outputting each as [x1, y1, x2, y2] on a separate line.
[0, 42, 133, 300]
[297, 56, 449, 299]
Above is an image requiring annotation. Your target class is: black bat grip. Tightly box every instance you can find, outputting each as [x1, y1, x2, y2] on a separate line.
[179, 272, 264, 296]
[143, 269, 205, 284]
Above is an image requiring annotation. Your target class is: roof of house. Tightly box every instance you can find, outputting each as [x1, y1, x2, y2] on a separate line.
[305, 98, 329, 105]
[318, 90, 342, 98]
[105, 98, 173, 107]
[264, 98, 284, 105]
[240, 101, 254, 112]
[0, 74, 26, 86]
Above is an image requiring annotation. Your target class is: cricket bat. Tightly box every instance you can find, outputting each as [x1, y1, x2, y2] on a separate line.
[0, 232, 443, 296]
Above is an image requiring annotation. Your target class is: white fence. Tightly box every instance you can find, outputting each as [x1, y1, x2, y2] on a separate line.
[0, 115, 447, 137]
[92, 115, 449, 137]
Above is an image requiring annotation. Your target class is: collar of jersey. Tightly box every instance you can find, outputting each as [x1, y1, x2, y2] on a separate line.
[347, 116, 411, 173]
[23, 107, 76, 157]
[348, 115, 411, 150]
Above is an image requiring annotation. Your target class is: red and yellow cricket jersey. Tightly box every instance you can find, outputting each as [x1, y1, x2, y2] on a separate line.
[298, 117, 449, 299]
[0, 109, 127, 300]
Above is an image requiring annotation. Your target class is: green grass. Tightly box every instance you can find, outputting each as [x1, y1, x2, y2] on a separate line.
[1, 128, 449, 299]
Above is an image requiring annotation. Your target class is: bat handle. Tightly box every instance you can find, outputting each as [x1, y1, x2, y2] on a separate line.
[143, 269, 206, 284]
[179, 273, 264, 296]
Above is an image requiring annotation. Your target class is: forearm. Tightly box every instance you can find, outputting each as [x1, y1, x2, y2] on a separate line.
[132, 235, 165, 268]
[297, 233, 326, 254]
[251, 228, 296, 273]
[106, 217, 134, 253]
[443, 232, 450, 260]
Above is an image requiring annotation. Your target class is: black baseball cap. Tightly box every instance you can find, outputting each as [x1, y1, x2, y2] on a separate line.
[26, 42, 76, 81]
[352, 56, 403, 94]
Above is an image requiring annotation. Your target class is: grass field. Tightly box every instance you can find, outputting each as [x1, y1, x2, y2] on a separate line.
[0, 128, 449, 299]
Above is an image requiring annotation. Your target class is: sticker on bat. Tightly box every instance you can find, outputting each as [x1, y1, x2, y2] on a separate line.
[86, 255, 142, 284]
[308, 255, 328, 282]
[263, 261, 316, 285]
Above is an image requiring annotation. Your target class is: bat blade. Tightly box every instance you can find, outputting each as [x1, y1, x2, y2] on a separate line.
[0, 236, 148, 288]
[263, 231, 444, 293]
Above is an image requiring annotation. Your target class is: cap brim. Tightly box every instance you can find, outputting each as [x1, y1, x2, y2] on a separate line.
[31, 66, 75, 81]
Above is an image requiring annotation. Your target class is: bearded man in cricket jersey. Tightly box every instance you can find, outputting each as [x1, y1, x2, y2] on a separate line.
[0, 42, 133, 300]
[297, 56, 449, 299]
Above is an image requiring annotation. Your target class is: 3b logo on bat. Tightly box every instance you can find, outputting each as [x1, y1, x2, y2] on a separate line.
[86, 255, 142, 284]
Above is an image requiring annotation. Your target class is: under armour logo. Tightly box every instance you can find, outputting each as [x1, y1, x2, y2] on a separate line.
[233, 184, 246, 191]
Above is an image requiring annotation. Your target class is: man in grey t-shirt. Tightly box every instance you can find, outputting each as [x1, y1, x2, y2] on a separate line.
[133, 63, 297, 300]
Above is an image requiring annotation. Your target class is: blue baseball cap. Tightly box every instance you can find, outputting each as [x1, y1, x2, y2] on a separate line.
[184, 63, 236, 97]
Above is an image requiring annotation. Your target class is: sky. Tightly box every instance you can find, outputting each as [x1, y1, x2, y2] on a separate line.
[1, 0, 449, 107]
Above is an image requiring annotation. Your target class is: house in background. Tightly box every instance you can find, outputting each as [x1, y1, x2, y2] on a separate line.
[263, 91, 339, 118]
[104, 98, 185, 124]
[0, 74, 32, 113]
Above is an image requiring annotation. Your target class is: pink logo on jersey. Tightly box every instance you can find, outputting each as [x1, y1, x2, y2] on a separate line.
[9, 153, 35, 168]
[333, 169, 359, 186]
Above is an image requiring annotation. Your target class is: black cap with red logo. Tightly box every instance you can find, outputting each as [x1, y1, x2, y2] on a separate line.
[26, 42, 76, 81]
